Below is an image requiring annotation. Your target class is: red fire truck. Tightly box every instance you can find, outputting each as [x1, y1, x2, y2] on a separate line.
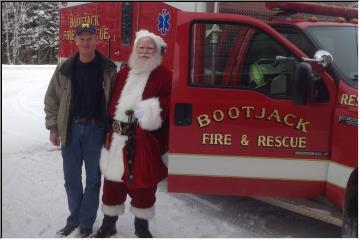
[59, 2, 358, 237]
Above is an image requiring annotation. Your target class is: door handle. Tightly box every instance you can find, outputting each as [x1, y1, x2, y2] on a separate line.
[174, 103, 192, 126]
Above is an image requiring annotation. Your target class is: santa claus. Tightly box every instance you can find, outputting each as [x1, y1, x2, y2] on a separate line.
[93, 30, 172, 238]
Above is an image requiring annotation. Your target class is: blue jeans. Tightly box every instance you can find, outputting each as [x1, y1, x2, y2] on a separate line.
[61, 121, 105, 229]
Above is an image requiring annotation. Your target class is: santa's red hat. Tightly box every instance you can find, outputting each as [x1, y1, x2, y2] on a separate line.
[134, 29, 167, 55]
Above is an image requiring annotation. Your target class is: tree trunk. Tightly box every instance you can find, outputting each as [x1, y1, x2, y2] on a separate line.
[2, 3, 13, 64]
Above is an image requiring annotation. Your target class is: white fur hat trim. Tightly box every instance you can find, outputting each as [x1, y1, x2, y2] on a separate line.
[134, 29, 167, 54]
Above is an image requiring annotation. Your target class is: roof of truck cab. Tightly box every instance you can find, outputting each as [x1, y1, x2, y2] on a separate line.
[269, 20, 357, 29]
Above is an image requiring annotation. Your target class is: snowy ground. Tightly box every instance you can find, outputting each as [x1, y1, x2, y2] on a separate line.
[2, 65, 341, 238]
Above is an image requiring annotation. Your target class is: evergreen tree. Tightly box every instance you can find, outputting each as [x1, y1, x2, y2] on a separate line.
[20, 2, 59, 64]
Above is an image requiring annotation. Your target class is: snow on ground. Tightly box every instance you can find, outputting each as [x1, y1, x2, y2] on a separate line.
[2, 65, 248, 238]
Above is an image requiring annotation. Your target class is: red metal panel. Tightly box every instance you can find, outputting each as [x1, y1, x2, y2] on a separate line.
[326, 80, 358, 209]
[59, 7, 71, 58]
[326, 183, 346, 209]
[330, 82, 358, 168]
[96, 2, 121, 60]
[168, 175, 325, 197]
[80, 2, 97, 17]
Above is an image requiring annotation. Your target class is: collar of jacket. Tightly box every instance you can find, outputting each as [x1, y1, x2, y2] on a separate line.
[59, 50, 116, 78]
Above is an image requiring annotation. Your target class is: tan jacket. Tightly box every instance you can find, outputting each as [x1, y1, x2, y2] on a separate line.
[44, 51, 117, 145]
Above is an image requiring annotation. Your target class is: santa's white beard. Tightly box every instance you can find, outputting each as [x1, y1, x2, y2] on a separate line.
[128, 52, 162, 73]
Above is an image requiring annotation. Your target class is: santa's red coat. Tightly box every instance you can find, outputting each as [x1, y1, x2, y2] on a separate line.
[100, 64, 172, 189]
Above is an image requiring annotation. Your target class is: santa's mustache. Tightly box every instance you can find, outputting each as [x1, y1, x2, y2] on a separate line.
[138, 54, 152, 59]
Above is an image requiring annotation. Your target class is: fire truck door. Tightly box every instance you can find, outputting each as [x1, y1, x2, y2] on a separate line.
[168, 17, 336, 197]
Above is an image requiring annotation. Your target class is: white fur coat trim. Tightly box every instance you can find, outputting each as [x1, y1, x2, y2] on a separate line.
[99, 134, 126, 182]
[136, 97, 162, 131]
[102, 203, 125, 217]
[130, 206, 155, 220]
[114, 70, 150, 123]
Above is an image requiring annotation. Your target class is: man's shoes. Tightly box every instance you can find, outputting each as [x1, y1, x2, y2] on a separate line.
[56, 224, 79, 237]
[134, 217, 153, 238]
[80, 227, 92, 238]
[92, 215, 118, 238]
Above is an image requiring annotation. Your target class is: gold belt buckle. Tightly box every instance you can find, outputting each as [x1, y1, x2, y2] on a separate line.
[112, 119, 122, 135]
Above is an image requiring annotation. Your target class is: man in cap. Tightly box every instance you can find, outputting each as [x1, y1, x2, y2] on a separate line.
[92, 29, 172, 238]
[44, 23, 117, 237]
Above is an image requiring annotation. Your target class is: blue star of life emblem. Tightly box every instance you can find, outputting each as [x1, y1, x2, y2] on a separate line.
[157, 9, 170, 35]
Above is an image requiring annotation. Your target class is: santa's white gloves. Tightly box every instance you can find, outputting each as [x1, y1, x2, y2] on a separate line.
[134, 108, 145, 120]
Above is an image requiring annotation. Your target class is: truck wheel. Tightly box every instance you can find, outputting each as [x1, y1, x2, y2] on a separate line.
[342, 169, 358, 238]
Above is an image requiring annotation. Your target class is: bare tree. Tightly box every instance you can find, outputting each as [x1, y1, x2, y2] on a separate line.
[2, 2, 13, 64]
[2, 2, 29, 64]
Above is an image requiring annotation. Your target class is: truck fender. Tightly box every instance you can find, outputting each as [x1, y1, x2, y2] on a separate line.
[342, 168, 358, 238]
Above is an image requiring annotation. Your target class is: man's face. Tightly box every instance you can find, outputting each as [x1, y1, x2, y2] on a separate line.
[135, 37, 156, 59]
[75, 32, 98, 55]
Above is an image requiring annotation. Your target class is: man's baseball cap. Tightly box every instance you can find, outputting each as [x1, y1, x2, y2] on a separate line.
[75, 23, 96, 35]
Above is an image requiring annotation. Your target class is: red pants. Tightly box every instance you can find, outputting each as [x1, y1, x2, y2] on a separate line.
[102, 179, 157, 208]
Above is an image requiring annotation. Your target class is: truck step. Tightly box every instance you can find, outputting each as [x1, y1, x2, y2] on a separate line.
[252, 197, 343, 227]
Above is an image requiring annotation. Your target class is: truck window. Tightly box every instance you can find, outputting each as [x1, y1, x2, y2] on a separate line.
[121, 2, 133, 45]
[272, 27, 317, 58]
[306, 26, 358, 88]
[189, 22, 299, 99]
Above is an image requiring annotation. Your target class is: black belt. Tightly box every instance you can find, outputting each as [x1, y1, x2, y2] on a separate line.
[73, 116, 100, 124]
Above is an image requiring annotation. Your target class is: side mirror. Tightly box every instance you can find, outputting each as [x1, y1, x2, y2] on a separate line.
[302, 50, 333, 68]
[314, 50, 333, 68]
[293, 62, 314, 105]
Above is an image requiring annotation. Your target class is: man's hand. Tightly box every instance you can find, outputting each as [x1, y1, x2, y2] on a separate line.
[50, 130, 60, 146]
[104, 131, 112, 149]
[104, 136, 110, 149]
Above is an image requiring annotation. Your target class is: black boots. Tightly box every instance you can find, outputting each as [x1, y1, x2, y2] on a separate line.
[92, 215, 153, 238]
[92, 215, 118, 238]
[134, 217, 153, 238]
